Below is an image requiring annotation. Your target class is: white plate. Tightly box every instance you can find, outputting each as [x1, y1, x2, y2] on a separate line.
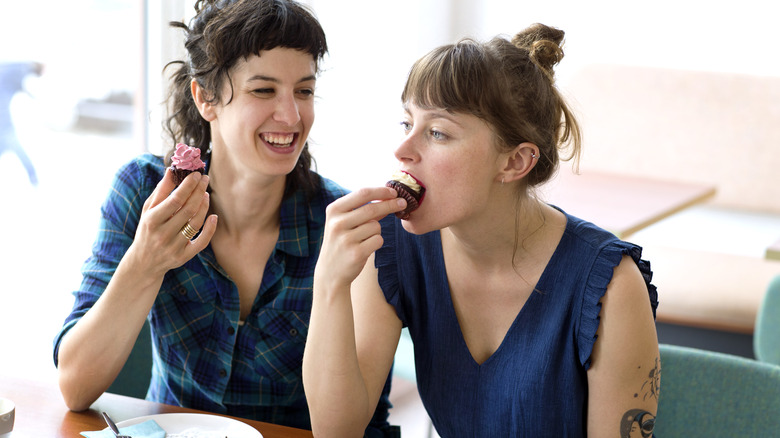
[117, 413, 262, 438]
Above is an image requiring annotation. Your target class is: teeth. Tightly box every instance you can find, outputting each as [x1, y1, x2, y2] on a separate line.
[262, 133, 295, 146]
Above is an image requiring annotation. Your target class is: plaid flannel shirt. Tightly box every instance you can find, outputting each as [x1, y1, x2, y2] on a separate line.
[53, 154, 391, 431]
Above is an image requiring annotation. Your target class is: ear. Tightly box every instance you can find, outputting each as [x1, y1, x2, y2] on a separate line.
[498, 142, 540, 183]
[191, 79, 217, 122]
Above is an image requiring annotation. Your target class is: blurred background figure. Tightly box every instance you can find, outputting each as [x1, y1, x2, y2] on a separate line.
[0, 61, 43, 186]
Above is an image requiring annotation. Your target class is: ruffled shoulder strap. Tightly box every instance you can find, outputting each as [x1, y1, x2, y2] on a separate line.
[578, 241, 658, 369]
[374, 215, 406, 324]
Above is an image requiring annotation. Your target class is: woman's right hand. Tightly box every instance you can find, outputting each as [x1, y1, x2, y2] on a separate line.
[127, 168, 218, 278]
[316, 186, 406, 292]
[57, 168, 218, 411]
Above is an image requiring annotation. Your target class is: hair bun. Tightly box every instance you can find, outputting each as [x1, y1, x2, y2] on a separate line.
[511, 23, 565, 75]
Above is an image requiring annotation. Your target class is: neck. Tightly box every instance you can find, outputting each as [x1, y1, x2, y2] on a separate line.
[442, 197, 550, 272]
[207, 161, 286, 237]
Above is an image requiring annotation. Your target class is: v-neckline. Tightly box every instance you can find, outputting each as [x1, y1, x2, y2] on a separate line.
[438, 211, 570, 367]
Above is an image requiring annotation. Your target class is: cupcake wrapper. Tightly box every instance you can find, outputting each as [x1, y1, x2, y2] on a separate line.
[387, 180, 422, 220]
[171, 167, 205, 186]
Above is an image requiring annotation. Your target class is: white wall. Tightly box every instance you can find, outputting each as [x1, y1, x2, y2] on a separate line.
[476, 0, 780, 80]
[306, 0, 454, 189]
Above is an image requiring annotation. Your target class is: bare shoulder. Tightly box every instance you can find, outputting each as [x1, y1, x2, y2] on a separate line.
[587, 255, 660, 436]
[594, 255, 658, 365]
[602, 255, 654, 314]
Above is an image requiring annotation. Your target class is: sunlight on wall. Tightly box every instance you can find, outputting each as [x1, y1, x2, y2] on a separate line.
[307, 0, 439, 190]
[477, 0, 780, 79]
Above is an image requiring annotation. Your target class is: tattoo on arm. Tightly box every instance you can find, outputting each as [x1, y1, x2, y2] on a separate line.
[620, 356, 660, 437]
[635, 356, 661, 401]
[620, 409, 655, 438]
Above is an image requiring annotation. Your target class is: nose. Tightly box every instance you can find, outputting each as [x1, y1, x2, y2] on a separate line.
[273, 93, 301, 126]
[394, 131, 419, 164]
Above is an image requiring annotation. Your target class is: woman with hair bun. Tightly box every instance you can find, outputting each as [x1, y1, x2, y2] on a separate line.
[305, 23, 659, 437]
[53, 0, 394, 434]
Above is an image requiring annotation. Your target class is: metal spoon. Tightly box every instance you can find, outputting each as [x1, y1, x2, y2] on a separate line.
[101, 411, 132, 438]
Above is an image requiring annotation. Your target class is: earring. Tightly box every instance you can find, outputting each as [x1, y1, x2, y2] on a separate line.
[501, 177, 505, 185]
[531, 152, 539, 160]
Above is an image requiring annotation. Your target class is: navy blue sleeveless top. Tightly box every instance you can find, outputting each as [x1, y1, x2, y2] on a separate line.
[375, 210, 658, 437]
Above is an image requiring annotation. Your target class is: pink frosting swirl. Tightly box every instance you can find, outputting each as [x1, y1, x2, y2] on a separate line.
[171, 143, 205, 171]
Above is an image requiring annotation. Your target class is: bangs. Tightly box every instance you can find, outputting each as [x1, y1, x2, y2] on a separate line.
[401, 40, 494, 116]
[208, 0, 327, 72]
[244, 1, 327, 63]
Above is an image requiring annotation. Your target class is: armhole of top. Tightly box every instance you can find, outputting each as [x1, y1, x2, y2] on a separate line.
[374, 216, 407, 326]
[577, 242, 657, 370]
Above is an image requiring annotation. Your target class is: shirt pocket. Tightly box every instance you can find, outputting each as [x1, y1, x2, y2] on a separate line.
[152, 270, 219, 361]
[245, 309, 310, 383]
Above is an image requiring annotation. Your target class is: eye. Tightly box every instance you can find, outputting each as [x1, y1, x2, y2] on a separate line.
[252, 88, 274, 97]
[400, 121, 412, 133]
[430, 129, 447, 141]
[296, 88, 315, 98]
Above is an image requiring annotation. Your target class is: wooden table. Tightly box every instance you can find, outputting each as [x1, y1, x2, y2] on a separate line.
[0, 375, 313, 438]
[539, 170, 717, 238]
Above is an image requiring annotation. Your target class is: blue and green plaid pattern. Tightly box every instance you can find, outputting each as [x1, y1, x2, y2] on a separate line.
[53, 154, 360, 430]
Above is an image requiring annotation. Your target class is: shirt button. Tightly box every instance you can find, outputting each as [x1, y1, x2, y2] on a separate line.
[219, 369, 227, 378]
[289, 328, 298, 337]
[177, 287, 187, 296]
[227, 326, 235, 335]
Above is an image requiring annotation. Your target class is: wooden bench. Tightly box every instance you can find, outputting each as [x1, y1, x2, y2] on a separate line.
[643, 245, 780, 334]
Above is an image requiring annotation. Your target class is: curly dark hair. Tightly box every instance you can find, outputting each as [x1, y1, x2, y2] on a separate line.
[163, 0, 328, 199]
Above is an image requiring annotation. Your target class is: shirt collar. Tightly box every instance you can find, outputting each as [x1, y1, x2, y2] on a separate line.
[199, 157, 312, 265]
[276, 189, 310, 258]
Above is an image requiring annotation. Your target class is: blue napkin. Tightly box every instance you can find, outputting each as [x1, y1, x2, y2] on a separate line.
[81, 419, 166, 438]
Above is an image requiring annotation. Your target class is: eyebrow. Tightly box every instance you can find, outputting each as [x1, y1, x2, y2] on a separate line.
[246, 74, 317, 84]
[403, 104, 463, 127]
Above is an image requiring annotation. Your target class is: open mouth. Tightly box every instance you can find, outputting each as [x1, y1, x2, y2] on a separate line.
[411, 176, 426, 207]
[261, 132, 297, 148]
[394, 170, 426, 203]
[406, 172, 426, 192]
[387, 170, 426, 220]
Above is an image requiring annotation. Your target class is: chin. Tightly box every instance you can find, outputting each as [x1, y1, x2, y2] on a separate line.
[270, 152, 305, 176]
[399, 214, 435, 235]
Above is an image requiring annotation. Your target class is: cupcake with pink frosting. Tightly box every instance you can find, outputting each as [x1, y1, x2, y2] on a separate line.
[170, 143, 206, 186]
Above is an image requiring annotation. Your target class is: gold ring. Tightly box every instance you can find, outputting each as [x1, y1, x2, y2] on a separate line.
[180, 222, 198, 240]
